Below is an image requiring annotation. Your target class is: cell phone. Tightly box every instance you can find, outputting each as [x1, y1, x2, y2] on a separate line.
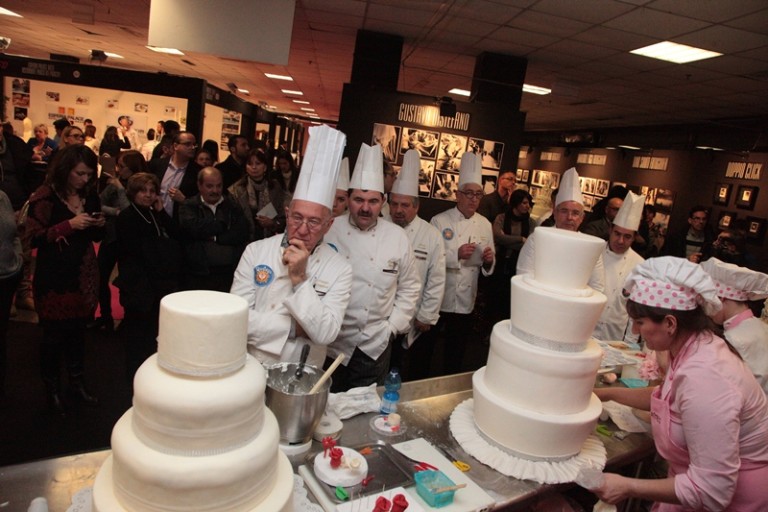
[90, 211, 103, 218]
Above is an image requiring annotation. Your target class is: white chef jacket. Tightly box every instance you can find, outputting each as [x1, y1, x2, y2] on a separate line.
[517, 229, 606, 293]
[230, 233, 352, 368]
[430, 207, 495, 314]
[592, 245, 644, 342]
[402, 216, 446, 345]
[724, 311, 768, 395]
[324, 214, 421, 364]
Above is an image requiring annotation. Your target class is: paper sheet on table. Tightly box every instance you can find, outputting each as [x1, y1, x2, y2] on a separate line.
[602, 400, 651, 433]
[466, 244, 484, 267]
[256, 202, 278, 219]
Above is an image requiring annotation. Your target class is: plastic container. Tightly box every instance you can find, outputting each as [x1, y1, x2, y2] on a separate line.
[414, 470, 456, 508]
[380, 368, 401, 414]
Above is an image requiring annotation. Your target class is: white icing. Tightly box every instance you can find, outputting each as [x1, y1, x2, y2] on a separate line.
[486, 321, 603, 415]
[509, 276, 606, 347]
[132, 354, 266, 455]
[473, 369, 602, 460]
[157, 291, 248, 376]
[533, 227, 605, 290]
[313, 447, 369, 487]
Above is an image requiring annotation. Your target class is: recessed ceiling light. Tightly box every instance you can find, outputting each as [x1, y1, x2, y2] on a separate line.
[522, 84, 552, 95]
[292, 99, 310, 105]
[630, 41, 722, 64]
[265, 73, 293, 81]
[695, 146, 724, 151]
[0, 7, 22, 17]
[310, 121, 322, 125]
[300, 107, 315, 112]
[449, 88, 471, 97]
[104, 52, 124, 59]
[618, 145, 642, 150]
[281, 89, 303, 95]
[146, 46, 184, 55]
[237, 88, 249, 94]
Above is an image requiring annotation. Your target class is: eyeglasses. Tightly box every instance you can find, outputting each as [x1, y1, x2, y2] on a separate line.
[458, 190, 484, 199]
[287, 214, 326, 232]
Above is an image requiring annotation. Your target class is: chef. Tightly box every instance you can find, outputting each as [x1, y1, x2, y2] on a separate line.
[324, 143, 421, 391]
[592, 191, 646, 342]
[517, 167, 605, 292]
[701, 257, 768, 394]
[230, 125, 352, 368]
[389, 149, 447, 380]
[429, 152, 495, 375]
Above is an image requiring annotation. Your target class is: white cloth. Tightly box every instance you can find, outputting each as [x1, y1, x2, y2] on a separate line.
[401, 216, 446, 344]
[324, 214, 421, 364]
[593, 246, 644, 342]
[724, 314, 768, 395]
[140, 140, 159, 162]
[517, 230, 606, 293]
[430, 207, 495, 314]
[230, 234, 352, 367]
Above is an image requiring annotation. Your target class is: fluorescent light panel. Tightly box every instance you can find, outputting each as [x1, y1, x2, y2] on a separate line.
[0, 7, 22, 17]
[300, 107, 315, 112]
[146, 46, 184, 55]
[265, 73, 293, 81]
[104, 52, 124, 59]
[449, 88, 470, 97]
[237, 88, 249, 94]
[630, 41, 722, 64]
[292, 99, 310, 104]
[523, 84, 552, 95]
[618, 145, 641, 150]
[281, 89, 303, 95]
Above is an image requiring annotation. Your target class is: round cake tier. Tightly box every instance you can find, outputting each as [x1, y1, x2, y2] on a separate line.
[485, 321, 602, 415]
[533, 227, 606, 291]
[92, 451, 294, 512]
[313, 447, 369, 487]
[472, 368, 602, 460]
[132, 354, 265, 454]
[106, 409, 283, 512]
[157, 291, 248, 376]
[509, 275, 606, 349]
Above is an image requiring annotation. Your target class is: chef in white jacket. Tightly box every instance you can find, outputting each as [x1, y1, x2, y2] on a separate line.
[324, 143, 421, 391]
[429, 152, 495, 375]
[389, 150, 446, 380]
[592, 191, 646, 342]
[517, 167, 605, 292]
[230, 125, 352, 368]
[702, 257, 768, 394]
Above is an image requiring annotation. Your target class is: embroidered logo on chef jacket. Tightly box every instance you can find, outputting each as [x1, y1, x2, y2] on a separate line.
[442, 228, 454, 240]
[383, 258, 399, 274]
[253, 265, 274, 287]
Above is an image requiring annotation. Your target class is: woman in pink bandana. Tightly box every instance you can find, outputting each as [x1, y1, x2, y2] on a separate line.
[593, 256, 768, 511]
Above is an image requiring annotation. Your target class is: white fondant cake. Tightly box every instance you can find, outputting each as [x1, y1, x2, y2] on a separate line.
[313, 447, 369, 488]
[93, 291, 293, 512]
[472, 227, 607, 461]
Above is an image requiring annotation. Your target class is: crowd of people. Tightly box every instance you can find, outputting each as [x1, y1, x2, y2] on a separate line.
[1, 119, 767, 510]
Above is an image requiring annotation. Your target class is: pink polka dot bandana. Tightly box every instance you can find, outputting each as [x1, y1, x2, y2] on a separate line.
[712, 280, 750, 301]
[628, 278, 698, 310]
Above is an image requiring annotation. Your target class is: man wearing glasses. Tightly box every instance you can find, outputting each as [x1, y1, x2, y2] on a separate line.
[478, 169, 516, 223]
[155, 131, 201, 218]
[230, 125, 352, 367]
[662, 205, 714, 263]
[428, 152, 495, 376]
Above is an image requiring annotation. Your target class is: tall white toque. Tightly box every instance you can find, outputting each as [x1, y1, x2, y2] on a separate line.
[458, 151, 482, 189]
[391, 149, 420, 197]
[337, 157, 350, 191]
[613, 191, 646, 231]
[349, 143, 384, 193]
[556, 167, 583, 207]
[292, 124, 346, 209]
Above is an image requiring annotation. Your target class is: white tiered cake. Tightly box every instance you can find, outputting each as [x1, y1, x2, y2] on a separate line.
[473, 227, 606, 460]
[92, 291, 294, 512]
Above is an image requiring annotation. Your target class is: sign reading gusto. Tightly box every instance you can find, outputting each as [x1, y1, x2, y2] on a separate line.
[398, 103, 471, 132]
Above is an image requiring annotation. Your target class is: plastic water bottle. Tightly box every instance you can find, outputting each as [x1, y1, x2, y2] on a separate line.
[380, 369, 402, 414]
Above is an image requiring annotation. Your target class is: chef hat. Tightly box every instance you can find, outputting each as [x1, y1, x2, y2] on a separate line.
[391, 149, 419, 197]
[700, 258, 768, 301]
[613, 191, 645, 231]
[337, 157, 350, 191]
[458, 152, 482, 189]
[349, 143, 384, 193]
[292, 124, 346, 210]
[624, 256, 721, 315]
[556, 167, 583, 207]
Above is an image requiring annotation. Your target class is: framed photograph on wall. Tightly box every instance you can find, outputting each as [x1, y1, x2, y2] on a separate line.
[735, 185, 758, 210]
[713, 183, 732, 206]
[401, 128, 440, 159]
[746, 216, 766, 243]
[718, 211, 736, 230]
[435, 133, 466, 170]
[468, 137, 504, 169]
[522, 169, 530, 183]
[594, 179, 610, 197]
[372, 123, 401, 163]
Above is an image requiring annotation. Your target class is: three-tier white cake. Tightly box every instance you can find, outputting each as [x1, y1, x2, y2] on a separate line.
[92, 291, 294, 512]
[473, 227, 607, 460]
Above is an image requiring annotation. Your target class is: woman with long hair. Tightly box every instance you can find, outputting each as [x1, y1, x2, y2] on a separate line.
[98, 125, 130, 158]
[273, 151, 299, 193]
[24, 145, 105, 414]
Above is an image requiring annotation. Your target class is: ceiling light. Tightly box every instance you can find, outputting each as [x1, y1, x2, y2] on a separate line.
[310, 121, 322, 125]
[300, 107, 315, 112]
[292, 99, 310, 105]
[265, 73, 293, 81]
[523, 84, 552, 95]
[146, 46, 184, 55]
[695, 146, 724, 151]
[281, 89, 303, 95]
[237, 88, 249, 94]
[0, 7, 22, 17]
[618, 145, 641, 150]
[630, 41, 722, 64]
[449, 88, 471, 97]
[104, 52, 124, 59]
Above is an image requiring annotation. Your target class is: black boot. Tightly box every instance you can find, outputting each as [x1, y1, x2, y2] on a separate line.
[69, 375, 98, 406]
[44, 379, 67, 416]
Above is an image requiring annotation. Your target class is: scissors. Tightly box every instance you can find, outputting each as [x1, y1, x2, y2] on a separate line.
[395, 451, 439, 472]
[435, 444, 471, 472]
